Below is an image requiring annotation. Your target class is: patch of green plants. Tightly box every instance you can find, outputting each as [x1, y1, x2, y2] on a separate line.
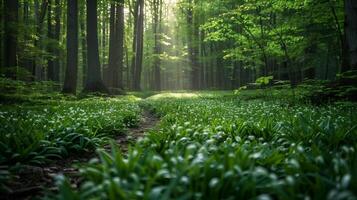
[53, 92, 357, 199]
[0, 97, 141, 193]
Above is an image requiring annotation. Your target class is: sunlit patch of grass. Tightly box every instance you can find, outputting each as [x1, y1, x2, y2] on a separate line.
[147, 92, 200, 100]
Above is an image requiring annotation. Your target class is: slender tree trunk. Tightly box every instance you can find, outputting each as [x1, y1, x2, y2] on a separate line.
[83, 0, 108, 93]
[344, 0, 357, 70]
[33, 0, 48, 80]
[116, 0, 125, 89]
[20, 0, 32, 77]
[4, 0, 18, 79]
[53, 0, 61, 82]
[125, 44, 130, 88]
[47, 0, 55, 81]
[0, 0, 3, 69]
[130, 0, 139, 89]
[108, 3, 117, 87]
[186, 0, 200, 90]
[133, 0, 144, 91]
[63, 0, 78, 94]
[80, 1, 87, 85]
[152, 0, 162, 91]
[101, 8, 106, 68]
[329, 1, 349, 72]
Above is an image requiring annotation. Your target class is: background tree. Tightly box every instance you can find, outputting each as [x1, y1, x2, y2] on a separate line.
[132, 0, 144, 91]
[4, 0, 18, 79]
[83, 0, 108, 93]
[63, 0, 78, 94]
[344, 0, 357, 70]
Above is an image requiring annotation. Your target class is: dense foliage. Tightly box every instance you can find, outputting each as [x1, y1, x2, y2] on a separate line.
[0, 83, 141, 193]
[51, 93, 357, 199]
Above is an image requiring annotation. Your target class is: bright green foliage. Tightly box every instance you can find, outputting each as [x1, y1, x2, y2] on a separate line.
[0, 95, 141, 194]
[256, 76, 274, 86]
[54, 92, 357, 199]
[0, 98, 141, 166]
[201, 0, 343, 77]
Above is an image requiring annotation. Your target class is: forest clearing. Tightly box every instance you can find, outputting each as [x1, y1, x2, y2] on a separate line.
[1, 0, 357, 199]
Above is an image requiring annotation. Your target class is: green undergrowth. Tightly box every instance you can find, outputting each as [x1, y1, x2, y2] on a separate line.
[52, 92, 357, 200]
[0, 96, 142, 193]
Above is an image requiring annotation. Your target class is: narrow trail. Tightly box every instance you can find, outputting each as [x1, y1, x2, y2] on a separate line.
[5, 107, 160, 200]
[114, 109, 160, 152]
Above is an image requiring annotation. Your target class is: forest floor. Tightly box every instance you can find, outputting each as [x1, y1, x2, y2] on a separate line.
[1, 85, 357, 199]
[109, 109, 160, 153]
[3, 106, 160, 200]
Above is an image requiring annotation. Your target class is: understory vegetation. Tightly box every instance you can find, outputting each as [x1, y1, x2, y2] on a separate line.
[53, 96, 356, 200]
[0, 79, 356, 199]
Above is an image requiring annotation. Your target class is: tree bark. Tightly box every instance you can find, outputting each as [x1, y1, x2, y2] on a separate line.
[53, 0, 61, 82]
[47, 0, 55, 81]
[130, 0, 139, 89]
[133, 0, 144, 91]
[83, 0, 108, 93]
[63, 0, 78, 94]
[33, 0, 48, 80]
[151, 0, 162, 91]
[108, 3, 117, 87]
[79, 0, 87, 85]
[116, 0, 125, 89]
[4, 0, 18, 79]
[344, 0, 357, 70]
[186, 0, 200, 90]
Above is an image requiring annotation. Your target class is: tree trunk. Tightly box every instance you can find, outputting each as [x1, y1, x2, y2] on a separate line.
[83, 0, 108, 93]
[53, 0, 61, 82]
[130, 0, 139, 89]
[151, 0, 162, 91]
[79, 1, 87, 85]
[344, 0, 357, 70]
[33, 0, 48, 80]
[47, 0, 55, 81]
[108, 3, 117, 87]
[63, 0, 78, 94]
[0, 0, 3, 69]
[107, 1, 124, 89]
[4, 0, 18, 79]
[186, 0, 200, 90]
[133, 0, 144, 91]
[116, 0, 125, 89]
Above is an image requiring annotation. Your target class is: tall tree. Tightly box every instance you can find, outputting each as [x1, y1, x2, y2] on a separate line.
[83, 0, 108, 93]
[108, 3, 117, 87]
[130, 0, 139, 90]
[33, 0, 48, 80]
[116, 0, 125, 89]
[53, 0, 61, 82]
[344, 0, 357, 70]
[185, 0, 200, 90]
[4, 0, 18, 79]
[47, 0, 55, 81]
[63, 0, 78, 94]
[132, 0, 144, 91]
[79, 0, 87, 85]
[151, 0, 162, 91]
[108, 1, 124, 89]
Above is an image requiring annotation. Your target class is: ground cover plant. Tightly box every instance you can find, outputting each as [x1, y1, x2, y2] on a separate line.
[51, 92, 357, 200]
[0, 95, 141, 194]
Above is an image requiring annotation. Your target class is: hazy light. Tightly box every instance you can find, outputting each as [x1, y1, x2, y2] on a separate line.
[148, 93, 199, 100]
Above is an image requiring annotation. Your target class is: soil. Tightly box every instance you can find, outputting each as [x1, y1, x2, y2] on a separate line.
[2, 109, 159, 200]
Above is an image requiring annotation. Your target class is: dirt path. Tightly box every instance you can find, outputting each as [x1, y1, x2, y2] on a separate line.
[4, 108, 159, 200]
[113, 109, 160, 152]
